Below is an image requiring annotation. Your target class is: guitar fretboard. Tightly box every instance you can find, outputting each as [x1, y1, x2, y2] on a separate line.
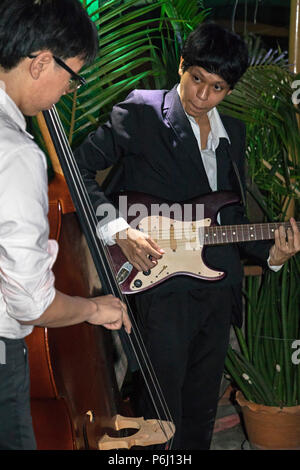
[202, 221, 300, 245]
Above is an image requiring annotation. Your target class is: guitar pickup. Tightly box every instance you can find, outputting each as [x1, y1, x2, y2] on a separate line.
[116, 262, 133, 284]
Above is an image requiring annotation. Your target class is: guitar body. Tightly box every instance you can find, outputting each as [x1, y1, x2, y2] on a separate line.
[107, 191, 241, 294]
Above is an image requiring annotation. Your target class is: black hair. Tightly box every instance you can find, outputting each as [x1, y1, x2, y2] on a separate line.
[0, 0, 98, 70]
[181, 22, 249, 89]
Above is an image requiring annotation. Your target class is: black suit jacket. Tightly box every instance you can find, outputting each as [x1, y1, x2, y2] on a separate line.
[75, 85, 271, 325]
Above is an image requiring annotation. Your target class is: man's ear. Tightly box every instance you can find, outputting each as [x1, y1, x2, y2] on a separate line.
[178, 56, 184, 77]
[226, 89, 232, 96]
[29, 51, 52, 80]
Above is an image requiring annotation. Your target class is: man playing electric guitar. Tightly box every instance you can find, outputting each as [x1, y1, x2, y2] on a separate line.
[103, 190, 300, 294]
[75, 23, 300, 450]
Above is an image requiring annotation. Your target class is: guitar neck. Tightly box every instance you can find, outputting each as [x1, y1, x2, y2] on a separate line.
[203, 221, 300, 245]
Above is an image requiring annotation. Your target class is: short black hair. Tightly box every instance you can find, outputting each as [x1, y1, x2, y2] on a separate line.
[0, 0, 98, 71]
[181, 22, 249, 89]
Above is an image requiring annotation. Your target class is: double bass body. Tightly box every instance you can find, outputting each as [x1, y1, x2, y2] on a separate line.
[26, 172, 123, 450]
[25, 111, 174, 451]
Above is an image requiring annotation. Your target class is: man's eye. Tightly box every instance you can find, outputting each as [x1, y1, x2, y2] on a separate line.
[214, 84, 223, 91]
[193, 75, 201, 82]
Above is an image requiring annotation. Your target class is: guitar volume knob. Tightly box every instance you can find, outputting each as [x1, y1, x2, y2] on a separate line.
[134, 279, 143, 288]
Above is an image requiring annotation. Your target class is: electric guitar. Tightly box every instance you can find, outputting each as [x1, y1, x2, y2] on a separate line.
[105, 191, 298, 294]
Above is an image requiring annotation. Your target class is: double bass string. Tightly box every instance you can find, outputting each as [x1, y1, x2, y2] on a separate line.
[45, 107, 173, 445]
[44, 107, 175, 448]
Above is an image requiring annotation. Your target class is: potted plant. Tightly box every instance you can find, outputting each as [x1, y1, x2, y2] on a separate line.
[225, 257, 300, 450]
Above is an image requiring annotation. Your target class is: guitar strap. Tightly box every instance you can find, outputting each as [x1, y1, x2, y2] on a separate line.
[225, 143, 247, 209]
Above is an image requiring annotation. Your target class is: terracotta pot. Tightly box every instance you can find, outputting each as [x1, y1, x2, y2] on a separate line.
[236, 391, 300, 450]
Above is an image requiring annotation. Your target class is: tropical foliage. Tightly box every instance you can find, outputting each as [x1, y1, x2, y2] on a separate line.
[219, 36, 300, 223]
[62, 0, 165, 146]
[218, 35, 300, 407]
[56, 0, 209, 147]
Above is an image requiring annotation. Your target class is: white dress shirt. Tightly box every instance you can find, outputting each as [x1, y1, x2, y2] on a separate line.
[0, 88, 58, 339]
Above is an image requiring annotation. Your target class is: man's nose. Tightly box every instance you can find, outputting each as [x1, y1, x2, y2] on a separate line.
[197, 85, 209, 101]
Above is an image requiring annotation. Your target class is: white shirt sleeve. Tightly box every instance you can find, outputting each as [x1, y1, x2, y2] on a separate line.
[0, 145, 58, 322]
[97, 217, 130, 245]
[267, 256, 283, 272]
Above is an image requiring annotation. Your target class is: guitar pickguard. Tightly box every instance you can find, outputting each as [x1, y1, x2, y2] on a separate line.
[127, 215, 225, 292]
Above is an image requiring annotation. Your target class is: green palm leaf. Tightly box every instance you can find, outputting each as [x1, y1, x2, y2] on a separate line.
[57, 0, 167, 146]
[54, 0, 210, 146]
[219, 38, 300, 221]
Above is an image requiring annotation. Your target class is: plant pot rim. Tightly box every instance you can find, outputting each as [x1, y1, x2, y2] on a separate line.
[236, 390, 300, 415]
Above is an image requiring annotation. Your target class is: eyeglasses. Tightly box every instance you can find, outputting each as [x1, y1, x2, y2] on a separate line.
[28, 54, 87, 92]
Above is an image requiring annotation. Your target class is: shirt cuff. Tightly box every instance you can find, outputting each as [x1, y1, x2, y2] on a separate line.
[267, 255, 283, 272]
[97, 218, 130, 246]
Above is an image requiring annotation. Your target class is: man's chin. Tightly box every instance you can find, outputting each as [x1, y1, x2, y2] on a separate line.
[23, 104, 54, 116]
[43, 104, 55, 111]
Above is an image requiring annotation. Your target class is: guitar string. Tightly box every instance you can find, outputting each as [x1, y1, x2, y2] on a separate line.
[46, 107, 175, 448]
[48, 107, 175, 443]
[128, 222, 299, 237]
[116, 234, 281, 247]
[119, 223, 298, 246]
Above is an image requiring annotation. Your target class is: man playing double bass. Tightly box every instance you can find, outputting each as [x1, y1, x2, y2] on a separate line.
[0, 0, 130, 451]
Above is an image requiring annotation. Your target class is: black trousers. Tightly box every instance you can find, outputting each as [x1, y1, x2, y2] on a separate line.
[0, 337, 36, 450]
[133, 286, 233, 450]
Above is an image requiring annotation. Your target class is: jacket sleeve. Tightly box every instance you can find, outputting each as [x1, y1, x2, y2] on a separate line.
[74, 90, 144, 225]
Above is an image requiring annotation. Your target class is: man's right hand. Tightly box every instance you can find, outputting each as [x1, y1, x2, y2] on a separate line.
[88, 294, 131, 333]
[115, 227, 164, 272]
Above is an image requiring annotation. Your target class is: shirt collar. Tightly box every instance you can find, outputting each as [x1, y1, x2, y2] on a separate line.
[0, 87, 34, 139]
[177, 84, 230, 151]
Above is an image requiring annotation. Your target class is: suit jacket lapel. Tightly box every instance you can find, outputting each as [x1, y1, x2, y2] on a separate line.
[163, 86, 212, 193]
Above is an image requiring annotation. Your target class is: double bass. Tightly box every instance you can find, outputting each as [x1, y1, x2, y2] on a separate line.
[26, 109, 175, 450]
